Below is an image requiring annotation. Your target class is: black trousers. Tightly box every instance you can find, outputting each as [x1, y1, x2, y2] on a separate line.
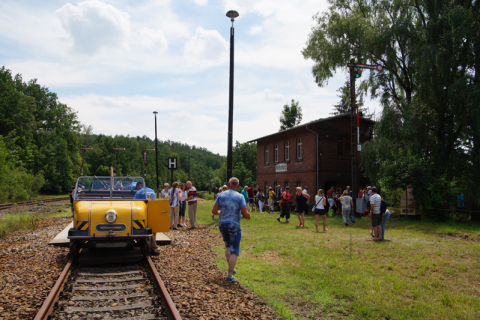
[280, 203, 290, 220]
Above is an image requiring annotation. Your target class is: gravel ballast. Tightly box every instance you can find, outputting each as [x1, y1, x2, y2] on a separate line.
[0, 216, 280, 319]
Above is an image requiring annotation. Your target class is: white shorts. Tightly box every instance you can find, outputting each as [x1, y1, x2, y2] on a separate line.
[268, 199, 274, 206]
[328, 198, 334, 207]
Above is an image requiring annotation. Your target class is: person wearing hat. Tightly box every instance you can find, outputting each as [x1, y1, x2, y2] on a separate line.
[302, 186, 308, 194]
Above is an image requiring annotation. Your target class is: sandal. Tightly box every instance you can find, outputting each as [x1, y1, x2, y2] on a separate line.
[276, 218, 280, 222]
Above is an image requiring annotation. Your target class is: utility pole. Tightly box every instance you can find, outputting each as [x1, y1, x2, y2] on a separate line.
[226, 10, 239, 182]
[143, 148, 155, 185]
[347, 61, 384, 204]
[80, 147, 93, 176]
[112, 148, 126, 177]
[349, 59, 358, 204]
[185, 153, 190, 181]
[153, 111, 159, 199]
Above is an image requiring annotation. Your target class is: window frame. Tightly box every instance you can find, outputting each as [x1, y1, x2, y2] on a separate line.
[337, 135, 351, 157]
[274, 144, 279, 163]
[296, 138, 303, 160]
[285, 141, 290, 161]
[264, 146, 269, 164]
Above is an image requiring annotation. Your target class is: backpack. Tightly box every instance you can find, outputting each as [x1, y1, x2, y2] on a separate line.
[380, 199, 387, 214]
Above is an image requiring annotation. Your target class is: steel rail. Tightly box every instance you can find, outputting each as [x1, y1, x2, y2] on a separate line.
[34, 257, 73, 320]
[146, 256, 182, 320]
[0, 197, 70, 211]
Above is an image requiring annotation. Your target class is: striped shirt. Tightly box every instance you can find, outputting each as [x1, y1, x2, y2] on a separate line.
[187, 186, 197, 205]
[370, 193, 382, 214]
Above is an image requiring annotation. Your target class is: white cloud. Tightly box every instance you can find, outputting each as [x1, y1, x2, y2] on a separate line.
[56, 0, 131, 54]
[183, 27, 228, 67]
[193, 0, 208, 6]
[6, 60, 110, 87]
[264, 89, 284, 102]
[248, 25, 262, 35]
[136, 28, 168, 53]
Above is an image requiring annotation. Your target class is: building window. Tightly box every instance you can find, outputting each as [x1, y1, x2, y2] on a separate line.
[297, 182, 302, 188]
[265, 146, 269, 164]
[285, 181, 289, 189]
[274, 182, 278, 193]
[285, 141, 290, 161]
[296, 138, 302, 159]
[265, 182, 268, 193]
[338, 135, 351, 157]
[274, 144, 279, 163]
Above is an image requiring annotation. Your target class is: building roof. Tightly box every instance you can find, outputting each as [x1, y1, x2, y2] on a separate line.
[247, 113, 375, 143]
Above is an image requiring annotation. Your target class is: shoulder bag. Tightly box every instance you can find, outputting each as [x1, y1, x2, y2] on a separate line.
[311, 196, 323, 212]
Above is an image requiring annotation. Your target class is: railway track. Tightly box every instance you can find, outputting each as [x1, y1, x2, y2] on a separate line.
[0, 197, 70, 211]
[34, 256, 181, 320]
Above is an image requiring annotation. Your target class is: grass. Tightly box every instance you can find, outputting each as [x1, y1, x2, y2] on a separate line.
[194, 199, 480, 320]
[0, 203, 72, 237]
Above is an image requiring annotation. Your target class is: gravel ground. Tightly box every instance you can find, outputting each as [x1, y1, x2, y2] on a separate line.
[155, 226, 281, 319]
[0, 216, 70, 320]
[0, 216, 281, 320]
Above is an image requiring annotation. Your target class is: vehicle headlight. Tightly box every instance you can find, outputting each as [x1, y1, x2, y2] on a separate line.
[105, 210, 117, 223]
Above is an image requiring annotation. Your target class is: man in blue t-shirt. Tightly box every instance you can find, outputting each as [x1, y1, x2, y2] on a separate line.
[134, 181, 156, 200]
[212, 177, 250, 283]
[133, 181, 159, 255]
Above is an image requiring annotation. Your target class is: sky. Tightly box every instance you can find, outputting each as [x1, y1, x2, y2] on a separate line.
[0, 0, 380, 156]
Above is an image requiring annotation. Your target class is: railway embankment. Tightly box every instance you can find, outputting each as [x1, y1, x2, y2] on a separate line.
[0, 216, 279, 319]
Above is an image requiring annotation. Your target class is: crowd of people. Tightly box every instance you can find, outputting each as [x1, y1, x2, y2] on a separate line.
[160, 181, 199, 231]
[212, 183, 391, 237]
[208, 180, 394, 283]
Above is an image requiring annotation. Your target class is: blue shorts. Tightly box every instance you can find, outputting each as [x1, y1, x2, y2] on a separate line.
[219, 223, 242, 255]
[248, 198, 254, 204]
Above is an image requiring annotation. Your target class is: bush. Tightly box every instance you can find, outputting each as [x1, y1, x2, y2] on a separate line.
[381, 152, 458, 222]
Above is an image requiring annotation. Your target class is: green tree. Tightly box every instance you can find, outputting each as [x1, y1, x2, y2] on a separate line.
[279, 99, 302, 131]
[331, 76, 367, 116]
[0, 136, 44, 203]
[302, 0, 480, 220]
[232, 141, 256, 186]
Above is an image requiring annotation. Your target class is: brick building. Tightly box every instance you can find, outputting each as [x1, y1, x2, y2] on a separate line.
[249, 113, 375, 201]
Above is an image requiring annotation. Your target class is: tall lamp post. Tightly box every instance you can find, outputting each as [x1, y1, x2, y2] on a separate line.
[185, 153, 190, 181]
[226, 10, 239, 182]
[153, 111, 159, 199]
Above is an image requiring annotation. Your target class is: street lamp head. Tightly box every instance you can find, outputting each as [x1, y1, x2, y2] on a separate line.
[226, 10, 239, 22]
[153, 111, 158, 115]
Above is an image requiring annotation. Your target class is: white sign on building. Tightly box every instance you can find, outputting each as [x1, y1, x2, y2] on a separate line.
[276, 163, 287, 172]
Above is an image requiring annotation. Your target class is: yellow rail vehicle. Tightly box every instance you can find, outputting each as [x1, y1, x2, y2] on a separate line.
[68, 176, 169, 255]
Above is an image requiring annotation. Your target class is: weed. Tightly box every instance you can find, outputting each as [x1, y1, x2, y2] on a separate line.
[0, 207, 71, 238]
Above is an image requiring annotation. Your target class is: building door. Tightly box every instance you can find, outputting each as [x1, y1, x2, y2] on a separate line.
[325, 181, 335, 194]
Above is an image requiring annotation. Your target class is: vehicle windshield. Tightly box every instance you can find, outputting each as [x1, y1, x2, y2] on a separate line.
[74, 176, 151, 200]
